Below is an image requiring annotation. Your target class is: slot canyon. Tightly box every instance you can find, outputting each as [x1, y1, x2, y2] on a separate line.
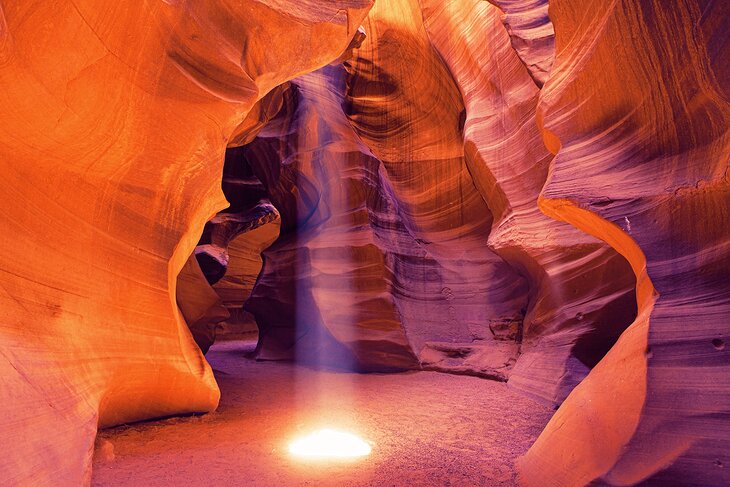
[0, 0, 728, 486]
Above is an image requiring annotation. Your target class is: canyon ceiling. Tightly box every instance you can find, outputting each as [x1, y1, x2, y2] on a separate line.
[0, 0, 728, 486]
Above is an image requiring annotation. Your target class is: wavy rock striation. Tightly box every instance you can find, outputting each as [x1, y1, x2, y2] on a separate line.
[419, 0, 636, 403]
[0, 0, 372, 483]
[341, 0, 532, 374]
[231, 0, 635, 402]
[238, 0, 534, 374]
[241, 66, 424, 370]
[518, 0, 730, 485]
[1, 0, 728, 485]
[486, 0, 555, 86]
[241, 60, 528, 372]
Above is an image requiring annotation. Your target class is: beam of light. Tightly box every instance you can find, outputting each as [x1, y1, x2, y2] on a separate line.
[288, 429, 372, 459]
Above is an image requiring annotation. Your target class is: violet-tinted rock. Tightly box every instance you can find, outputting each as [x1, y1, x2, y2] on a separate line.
[518, 1, 730, 485]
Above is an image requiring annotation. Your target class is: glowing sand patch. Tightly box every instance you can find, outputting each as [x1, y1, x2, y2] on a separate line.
[288, 429, 372, 459]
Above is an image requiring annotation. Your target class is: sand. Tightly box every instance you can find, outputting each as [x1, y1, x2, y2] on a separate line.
[92, 339, 554, 486]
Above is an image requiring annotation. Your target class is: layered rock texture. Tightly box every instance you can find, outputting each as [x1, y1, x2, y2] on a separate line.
[0, 1, 372, 483]
[518, 1, 730, 485]
[242, 10, 532, 373]
[1, 0, 728, 485]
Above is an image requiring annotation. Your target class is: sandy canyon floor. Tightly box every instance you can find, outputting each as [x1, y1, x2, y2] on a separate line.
[92, 339, 554, 486]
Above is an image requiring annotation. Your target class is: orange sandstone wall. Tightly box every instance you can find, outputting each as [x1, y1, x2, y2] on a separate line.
[1, 0, 728, 485]
[0, 0, 372, 483]
[420, 0, 636, 403]
[233, 0, 636, 401]
[518, 0, 730, 485]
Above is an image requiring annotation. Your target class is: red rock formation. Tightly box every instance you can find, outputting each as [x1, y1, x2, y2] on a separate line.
[232, 0, 634, 400]
[243, 66, 425, 370]
[238, 0, 534, 374]
[518, 0, 730, 485]
[486, 0, 555, 86]
[2, 0, 728, 484]
[176, 253, 230, 353]
[0, 0, 372, 483]
[194, 145, 281, 339]
[419, 0, 636, 403]
[343, 0, 531, 375]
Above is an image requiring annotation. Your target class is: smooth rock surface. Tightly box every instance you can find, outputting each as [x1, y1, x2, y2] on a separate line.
[1, 0, 728, 485]
[0, 1, 372, 483]
[228, 0, 635, 403]
[420, 0, 636, 403]
[518, 1, 730, 485]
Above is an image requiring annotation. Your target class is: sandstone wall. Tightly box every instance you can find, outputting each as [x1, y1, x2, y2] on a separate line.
[1, 0, 728, 485]
[0, 1, 372, 483]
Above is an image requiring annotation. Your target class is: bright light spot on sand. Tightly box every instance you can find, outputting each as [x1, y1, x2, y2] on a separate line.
[289, 429, 372, 459]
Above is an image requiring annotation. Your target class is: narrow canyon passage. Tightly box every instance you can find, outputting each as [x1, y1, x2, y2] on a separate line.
[1, 0, 728, 485]
[92, 338, 554, 486]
